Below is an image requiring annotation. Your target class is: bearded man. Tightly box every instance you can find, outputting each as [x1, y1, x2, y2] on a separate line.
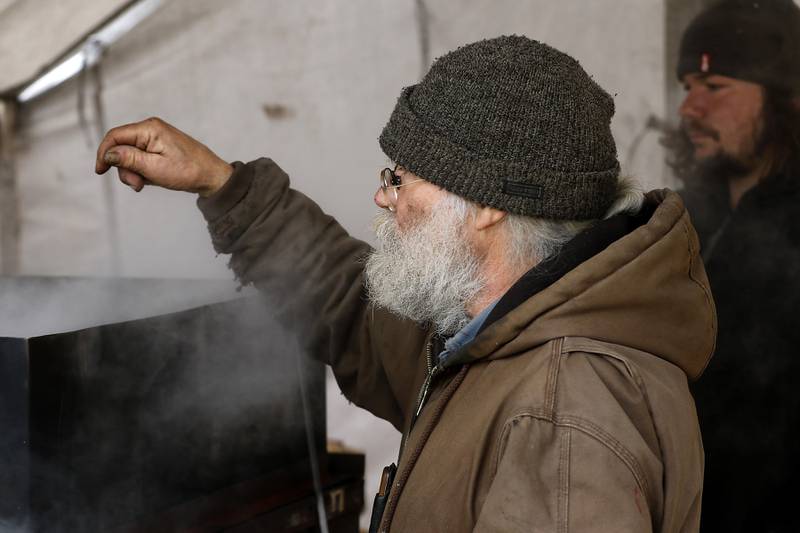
[96, 36, 715, 532]
[671, 1, 800, 531]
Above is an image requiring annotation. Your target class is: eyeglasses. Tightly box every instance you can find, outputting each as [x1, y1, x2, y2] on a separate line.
[379, 166, 423, 212]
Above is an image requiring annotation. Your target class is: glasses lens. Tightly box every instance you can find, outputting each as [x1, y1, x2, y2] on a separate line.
[380, 168, 398, 208]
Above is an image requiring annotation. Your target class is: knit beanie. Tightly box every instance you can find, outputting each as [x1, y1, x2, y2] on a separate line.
[677, 0, 800, 93]
[379, 35, 619, 221]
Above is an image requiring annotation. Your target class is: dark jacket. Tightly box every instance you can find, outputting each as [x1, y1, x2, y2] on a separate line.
[683, 173, 800, 533]
[198, 158, 715, 532]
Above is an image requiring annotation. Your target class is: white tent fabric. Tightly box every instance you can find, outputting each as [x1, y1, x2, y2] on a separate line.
[0, 0, 131, 94]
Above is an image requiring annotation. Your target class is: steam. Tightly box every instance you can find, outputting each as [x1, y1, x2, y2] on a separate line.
[0, 277, 325, 531]
[0, 519, 28, 533]
[0, 276, 242, 338]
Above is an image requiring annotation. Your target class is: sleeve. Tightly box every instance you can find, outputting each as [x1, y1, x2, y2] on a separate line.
[196, 158, 430, 430]
[473, 415, 654, 533]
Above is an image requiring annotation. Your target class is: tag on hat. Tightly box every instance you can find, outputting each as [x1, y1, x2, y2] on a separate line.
[503, 180, 542, 199]
[700, 53, 710, 73]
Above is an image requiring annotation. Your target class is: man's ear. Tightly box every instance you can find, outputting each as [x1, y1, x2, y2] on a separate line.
[473, 205, 507, 231]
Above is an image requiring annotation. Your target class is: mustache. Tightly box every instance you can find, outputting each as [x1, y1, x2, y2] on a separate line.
[682, 119, 720, 141]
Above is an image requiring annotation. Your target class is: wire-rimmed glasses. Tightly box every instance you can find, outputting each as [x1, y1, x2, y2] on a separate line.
[379, 166, 423, 212]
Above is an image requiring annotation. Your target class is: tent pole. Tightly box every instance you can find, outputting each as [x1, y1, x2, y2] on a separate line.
[0, 100, 20, 275]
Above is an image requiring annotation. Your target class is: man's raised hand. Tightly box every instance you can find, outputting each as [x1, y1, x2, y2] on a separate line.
[95, 117, 233, 197]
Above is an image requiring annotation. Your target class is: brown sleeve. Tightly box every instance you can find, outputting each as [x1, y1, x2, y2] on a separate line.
[473, 415, 654, 533]
[197, 158, 429, 430]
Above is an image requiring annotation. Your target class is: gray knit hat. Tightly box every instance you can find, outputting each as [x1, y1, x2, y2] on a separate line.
[379, 35, 620, 220]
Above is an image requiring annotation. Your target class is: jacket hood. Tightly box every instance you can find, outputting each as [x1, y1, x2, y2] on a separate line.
[460, 189, 717, 381]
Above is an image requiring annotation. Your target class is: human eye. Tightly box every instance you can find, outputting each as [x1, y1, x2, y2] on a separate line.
[704, 77, 728, 92]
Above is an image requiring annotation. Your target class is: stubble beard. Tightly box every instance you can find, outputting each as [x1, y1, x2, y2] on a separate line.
[695, 152, 755, 183]
[364, 197, 486, 336]
[685, 118, 766, 182]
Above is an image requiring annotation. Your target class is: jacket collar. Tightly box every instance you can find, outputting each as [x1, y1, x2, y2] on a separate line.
[479, 208, 653, 336]
[443, 190, 717, 381]
[443, 207, 652, 368]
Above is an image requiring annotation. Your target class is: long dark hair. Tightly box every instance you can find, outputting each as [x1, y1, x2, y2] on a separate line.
[664, 86, 800, 184]
[761, 86, 800, 178]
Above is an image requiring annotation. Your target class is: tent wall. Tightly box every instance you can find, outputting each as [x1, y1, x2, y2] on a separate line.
[0, 0, 132, 94]
[11, 0, 672, 527]
[14, 0, 672, 277]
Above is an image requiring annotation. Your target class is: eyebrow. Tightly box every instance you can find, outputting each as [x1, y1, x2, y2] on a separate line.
[685, 73, 711, 82]
[684, 73, 730, 88]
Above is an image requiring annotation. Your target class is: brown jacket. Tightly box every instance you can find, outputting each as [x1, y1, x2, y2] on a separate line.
[198, 158, 716, 533]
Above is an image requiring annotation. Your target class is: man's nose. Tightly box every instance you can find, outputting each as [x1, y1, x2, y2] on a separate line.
[679, 90, 705, 120]
[374, 186, 391, 210]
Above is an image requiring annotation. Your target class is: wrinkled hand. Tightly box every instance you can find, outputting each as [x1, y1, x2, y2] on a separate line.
[95, 117, 233, 197]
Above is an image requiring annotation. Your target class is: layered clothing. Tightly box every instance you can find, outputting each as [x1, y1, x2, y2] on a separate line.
[198, 158, 716, 532]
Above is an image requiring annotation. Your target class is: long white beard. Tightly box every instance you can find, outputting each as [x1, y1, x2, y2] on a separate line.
[364, 197, 485, 335]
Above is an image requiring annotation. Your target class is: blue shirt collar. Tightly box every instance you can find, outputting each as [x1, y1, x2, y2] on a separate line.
[437, 300, 498, 367]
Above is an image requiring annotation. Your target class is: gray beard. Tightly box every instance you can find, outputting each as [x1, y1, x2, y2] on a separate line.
[364, 198, 485, 336]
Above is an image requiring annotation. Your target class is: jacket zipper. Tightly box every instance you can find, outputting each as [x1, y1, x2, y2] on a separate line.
[396, 339, 438, 467]
[410, 340, 442, 429]
[379, 365, 470, 532]
[371, 338, 446, 533]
